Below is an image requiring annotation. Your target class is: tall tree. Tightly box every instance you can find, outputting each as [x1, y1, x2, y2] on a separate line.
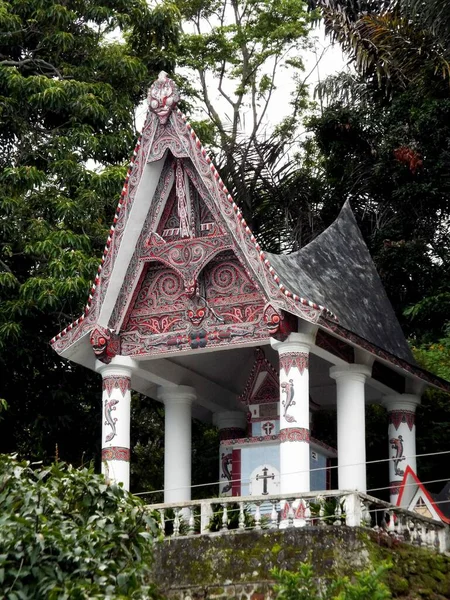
[0, 0, 179, 464]
[177, 0, 315, 226]
[308, 0, 450, 98]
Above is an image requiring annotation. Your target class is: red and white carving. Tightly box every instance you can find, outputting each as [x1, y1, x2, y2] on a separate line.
[279, 352, 309, 377]
[102, 376, 131, 398]
[101, 447, 130, 462]
[279, 427, 310, 443]
[147, 71, 180, 125]
[389, 410, 416, 431]
[89, 325, 120, 364]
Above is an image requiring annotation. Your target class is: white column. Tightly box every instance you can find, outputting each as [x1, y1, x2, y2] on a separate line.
[213, 411, 247, 496]
[96, 356, 136, 491]
[271, 333, 314, 494]
[158, 385, 196, 504]
[330, 364, 371, 492]
[383, 394, 420, 505]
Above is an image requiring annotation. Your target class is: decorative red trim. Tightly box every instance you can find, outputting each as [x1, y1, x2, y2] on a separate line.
[102, 376, 131, 398]
[279, 352, 309, 377]
[101, 447, 130, 462]
[222, 434, 279, 446]
[396, 465, 450, 524]
[232, 449, 241, 497]
[51, 89, 337, 349]
[239, 347, 279, 405]
[279, 427, 310, 443]
[320, 317, 450, 392]
[50, 136, 143, 344]
[316, 329, 354, 363]
[388, 410, 415, 431]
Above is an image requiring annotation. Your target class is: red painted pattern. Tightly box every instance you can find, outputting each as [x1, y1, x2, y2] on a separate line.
[279, 352, 309, 377]
[101, 447, 130, 462]
[279, 427, 310, 443]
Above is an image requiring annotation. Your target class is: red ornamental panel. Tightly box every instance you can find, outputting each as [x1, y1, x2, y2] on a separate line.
[279, 427, 310, 443]
[388, 410, 416, 432]
[279, 352, 309, 377]
[102, 376, 131, 398]
[101, 447, 130, 462]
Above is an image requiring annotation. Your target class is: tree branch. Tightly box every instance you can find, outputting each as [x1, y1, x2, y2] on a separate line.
[0, 57, 63, 78]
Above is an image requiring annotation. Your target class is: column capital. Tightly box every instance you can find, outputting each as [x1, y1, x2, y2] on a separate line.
[96, 356, 137, 378]
[382, 393, 421, 412]
[271, 332, 315, 354]
[213, 410, 247, 431]
[157, 385, 196, 405]
[330, 363, 372, 383]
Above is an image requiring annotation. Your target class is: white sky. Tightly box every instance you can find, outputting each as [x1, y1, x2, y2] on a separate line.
[135, 25, 348, 136]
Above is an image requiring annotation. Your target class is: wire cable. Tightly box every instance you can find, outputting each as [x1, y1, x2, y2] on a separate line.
[133, 448, 450, 497]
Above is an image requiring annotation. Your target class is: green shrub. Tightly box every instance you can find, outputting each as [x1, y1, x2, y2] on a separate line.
[271, 561, 392, 600]
[0, 454, 160, 599]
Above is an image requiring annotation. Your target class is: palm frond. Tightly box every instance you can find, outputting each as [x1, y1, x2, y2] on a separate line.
[401, 0, 450, 50]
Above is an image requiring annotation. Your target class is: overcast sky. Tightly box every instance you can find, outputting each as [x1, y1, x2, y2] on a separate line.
[135, 26, 348, 136]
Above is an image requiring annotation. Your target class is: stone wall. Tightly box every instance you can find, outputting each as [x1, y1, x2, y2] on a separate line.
[153, 527, 450, 600]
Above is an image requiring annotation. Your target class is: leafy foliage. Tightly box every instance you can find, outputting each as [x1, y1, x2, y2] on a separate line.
[0, 0, 179, 465]
[0, 454, 160, 599]
[271, 561, 392, 600]
[177, 0, 315, 226]
[309, 0, 450, 99]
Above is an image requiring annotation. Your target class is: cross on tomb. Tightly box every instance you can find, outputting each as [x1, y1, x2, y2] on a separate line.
[256, 466, 275, 495]
[262, 421, 274, 435]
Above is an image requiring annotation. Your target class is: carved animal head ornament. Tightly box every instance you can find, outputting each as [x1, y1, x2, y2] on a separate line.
[90, 325, 120, 364]
[263, 304, 297, 340]
[147, 71, 180, 125]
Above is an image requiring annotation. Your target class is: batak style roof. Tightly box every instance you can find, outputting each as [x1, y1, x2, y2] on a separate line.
[267, 202, 415, 364]
[50, 72, 449, 392]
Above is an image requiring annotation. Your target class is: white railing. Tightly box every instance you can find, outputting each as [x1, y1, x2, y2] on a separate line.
[146, 490, 449, 553]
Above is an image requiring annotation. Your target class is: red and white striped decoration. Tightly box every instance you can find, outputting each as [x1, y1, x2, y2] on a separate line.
[50, 137, 143, 344]
[51, 100, 337, 346]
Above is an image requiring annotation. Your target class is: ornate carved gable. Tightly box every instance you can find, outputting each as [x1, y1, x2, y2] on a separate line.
[51, 73, 326, 360]
[119, 154, 270, 356]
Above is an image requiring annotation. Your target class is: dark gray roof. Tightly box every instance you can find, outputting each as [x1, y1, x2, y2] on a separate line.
[432, 482, 450, 520]
[266, 201, 415, 364]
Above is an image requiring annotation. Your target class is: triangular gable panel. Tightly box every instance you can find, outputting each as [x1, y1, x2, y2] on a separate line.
[409, 490, 437, 521]
[396, 466, 450, 524]
[51, 73, 327, 362]
[240, 348, 279, 406]
[253, 377, 279, 404]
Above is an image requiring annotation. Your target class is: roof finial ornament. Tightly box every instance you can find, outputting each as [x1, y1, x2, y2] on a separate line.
[147, 71, 180, 125]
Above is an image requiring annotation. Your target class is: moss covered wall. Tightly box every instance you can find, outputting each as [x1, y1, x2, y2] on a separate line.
[153, 527, 450, 600]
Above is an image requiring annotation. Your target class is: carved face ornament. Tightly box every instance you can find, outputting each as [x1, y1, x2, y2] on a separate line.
[148, 71, 180, 125]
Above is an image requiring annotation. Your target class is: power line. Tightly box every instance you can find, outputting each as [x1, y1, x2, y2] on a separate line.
[133, 448, 450, 497]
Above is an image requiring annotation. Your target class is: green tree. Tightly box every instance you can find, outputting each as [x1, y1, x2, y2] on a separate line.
[0, 0, 179, 464]
[0, 454, 160, 598]
[177, 0, 315, 225]
[309, 0, 450, 99]
[271, 562, 392, 600]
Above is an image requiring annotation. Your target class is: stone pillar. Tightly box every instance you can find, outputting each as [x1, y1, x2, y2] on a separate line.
[271, 333, 313, 494]
[96, 357, 135, 491]
[213, 411, 247, 496]
[383, 394, 420, 505]
[330, 364, 371, 492]
[158, 386, 196, 504]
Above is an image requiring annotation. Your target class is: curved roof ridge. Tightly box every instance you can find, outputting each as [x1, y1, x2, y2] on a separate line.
[265, 201, 415, 364]
[51, 76, 336, 347]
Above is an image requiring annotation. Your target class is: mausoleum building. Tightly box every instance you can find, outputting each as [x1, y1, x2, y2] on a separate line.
[51, 73, 450, 508]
